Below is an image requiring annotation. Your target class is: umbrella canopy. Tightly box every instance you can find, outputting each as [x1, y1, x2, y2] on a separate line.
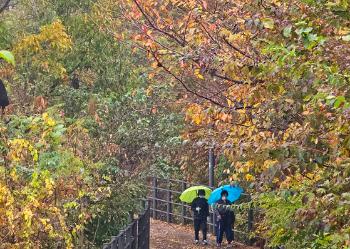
[208, 185, 243, 205]
[179, 185, 212, 203]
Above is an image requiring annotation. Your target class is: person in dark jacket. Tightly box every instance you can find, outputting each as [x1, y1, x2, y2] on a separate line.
[191, 189, 209, 245]
[215, 190, 234, 247]
[0, 79, 9, 115]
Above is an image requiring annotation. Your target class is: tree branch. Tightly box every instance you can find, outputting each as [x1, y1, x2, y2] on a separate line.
[183, 11, 192, 43]
[210, 70, 245, 85]
[223, 37, 254, 61]
[150, 51, 229, 108]
[132, 0, 186, 46]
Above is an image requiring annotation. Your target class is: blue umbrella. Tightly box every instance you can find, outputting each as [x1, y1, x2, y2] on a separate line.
[208, 185, 243, 205]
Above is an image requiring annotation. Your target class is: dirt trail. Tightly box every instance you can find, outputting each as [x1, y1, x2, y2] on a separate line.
[150, 219, 258, 249]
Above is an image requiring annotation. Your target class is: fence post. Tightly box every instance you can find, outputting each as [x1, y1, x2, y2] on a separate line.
[181, 181, 186, 225]
[103, 243, 110, 249]
[128, 225, 133, 249]
[132, 220, 137, 249]
[137, 213, 142, 249]
[247, 207, 254, 245]
[145, 204, 150, 249]
[152, 177, 158, 219]
[117, 232, 124, 249]
[111, 236, 117, 249]
[166, 179, 172, 223]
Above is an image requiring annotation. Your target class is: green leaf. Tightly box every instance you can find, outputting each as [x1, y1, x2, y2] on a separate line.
[295, 27, 313, 36]
[283, 26, 292, 38]
[0, 50, 15, 66]
[334, 96, 346, 108]
[342, 35, 350, 41]
[326, 95, 336, 100]
[262, 18, 274, 29]
[295, 21, 307, 26]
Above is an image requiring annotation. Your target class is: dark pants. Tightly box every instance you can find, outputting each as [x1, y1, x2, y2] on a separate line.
[216, 217, 233, 244]
[194, 218, 207, 240]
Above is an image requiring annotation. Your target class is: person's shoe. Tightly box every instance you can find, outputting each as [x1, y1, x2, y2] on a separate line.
[216, 243, 221, 247]
[202, 240, 208, 245]
[194, 240, 199, 244]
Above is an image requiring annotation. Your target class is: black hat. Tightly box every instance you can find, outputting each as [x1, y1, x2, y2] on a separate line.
[221, 190, 228, 197]
[198, 189, 205, 196]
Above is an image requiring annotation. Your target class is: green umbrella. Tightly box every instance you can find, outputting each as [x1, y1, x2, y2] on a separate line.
[179, 185, 212, 203]
[0, 50, 15, 66]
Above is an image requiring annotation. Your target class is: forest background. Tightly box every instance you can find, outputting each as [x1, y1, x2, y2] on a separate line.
[1, 0, 350, 248]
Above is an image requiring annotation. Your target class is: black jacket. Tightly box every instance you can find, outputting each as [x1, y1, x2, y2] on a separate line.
[191, 197, 209, 220]
[0, 80, 9, 110]
[215, 199, 235, 223]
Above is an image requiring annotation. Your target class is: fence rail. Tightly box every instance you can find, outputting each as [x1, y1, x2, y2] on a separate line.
[102, 201, 150, 249]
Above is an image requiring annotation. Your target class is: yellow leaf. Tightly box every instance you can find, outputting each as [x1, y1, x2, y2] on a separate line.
[10, 168, 18, 181]
[47, 118, 56, 126]
[194, 68, 204, 80]
[261, 18, 274, 29]
[146, 87, 153, 96]
[337, 27, 350, 35]
[263, 159, 277, 170]
[245, 174, 255, 182]
[193, 114, 202, 125]
[151, 61, 158, 68]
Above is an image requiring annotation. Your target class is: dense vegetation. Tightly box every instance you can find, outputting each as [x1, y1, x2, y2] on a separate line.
[1, 0, 350, 248]
[0, 0, 182, 248]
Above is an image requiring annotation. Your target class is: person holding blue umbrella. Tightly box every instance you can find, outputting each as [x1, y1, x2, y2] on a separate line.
[214, 190, 234, 247]
[208, 185, 243, 247]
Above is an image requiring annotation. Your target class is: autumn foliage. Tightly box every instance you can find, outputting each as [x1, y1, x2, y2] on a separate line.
[2, 0, 350, 248]
[97, 0, 350, 248]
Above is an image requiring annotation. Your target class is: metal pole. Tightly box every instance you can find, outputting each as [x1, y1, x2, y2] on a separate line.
[166, 179, 172, 223]
[152, 177, 157, 219]
[247, 207, 254, 245]
[209, 148, 215, 187]
[208, 147, 216, 234]
[181, 182, 186, 225]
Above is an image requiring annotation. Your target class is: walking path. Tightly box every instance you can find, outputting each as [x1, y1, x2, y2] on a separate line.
[150, 219, 258, 249]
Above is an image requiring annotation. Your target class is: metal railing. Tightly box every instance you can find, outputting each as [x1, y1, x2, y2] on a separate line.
[102, 201, 150, 249]
[146, 176, 255, 245]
